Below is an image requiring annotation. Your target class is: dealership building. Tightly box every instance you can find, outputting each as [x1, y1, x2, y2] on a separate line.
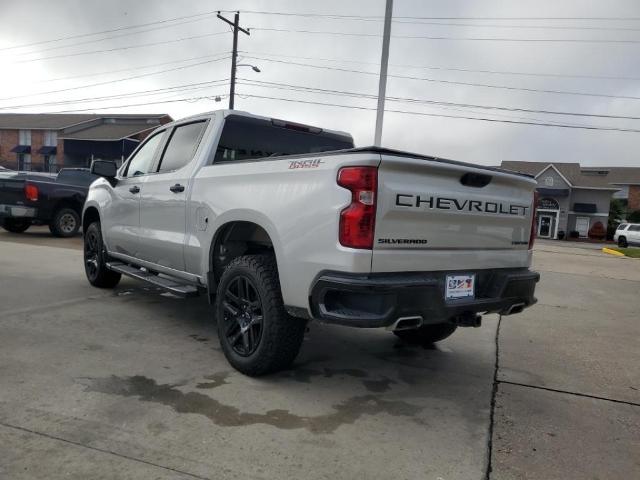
[501, 161, 640, 239]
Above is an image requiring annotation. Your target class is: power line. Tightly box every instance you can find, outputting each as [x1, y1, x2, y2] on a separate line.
[249, 27, 640, 44]
[0, 9, 225, 51]
[40, 94, 230, 114]
[0, 80, 229, 111]
[242, 55, 640, 101]
[13, 31, 229, 64]
[14, 15, 219, 57]
[236, 78, 640, 120]
[234, 10, 640, 21]
[390, 19, 640, 32]
[0, 54, 230, 102]
[241, 49, 640, 82]
[28, 53, 229, 85]
[237, 92, 640, 133]
[237, 10, 640, 31]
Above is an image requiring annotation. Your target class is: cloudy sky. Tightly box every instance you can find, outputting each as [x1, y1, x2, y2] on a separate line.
[0, 0, 639, 166]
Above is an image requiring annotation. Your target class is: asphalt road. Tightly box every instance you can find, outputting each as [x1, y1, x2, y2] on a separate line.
[0, 230, 638, 480]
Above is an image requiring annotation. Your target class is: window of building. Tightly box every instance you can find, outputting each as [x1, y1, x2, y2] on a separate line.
[157, 121, 207, 173]
[18, 154, 32, 171]
[43, 130, 57, 147]
[544, 176, 554, 186]
[19, 130, 31, 146]
[124, 131, 166, 177]
[44, 155, 58, 173]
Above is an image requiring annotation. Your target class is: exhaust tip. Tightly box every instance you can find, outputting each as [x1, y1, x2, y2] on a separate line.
[388, 316, 423, 331]
[504, 302, 526, 316]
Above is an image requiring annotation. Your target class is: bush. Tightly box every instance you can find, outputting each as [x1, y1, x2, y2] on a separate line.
[569, 230, 579, 239]
[588, 221, 606, 240]
[558, 230, 565, 240]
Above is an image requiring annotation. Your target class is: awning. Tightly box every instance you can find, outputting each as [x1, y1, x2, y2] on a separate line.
[536, 187, 569, 197]
[10, 145, 31, 154]
[38, 146, 57, 155]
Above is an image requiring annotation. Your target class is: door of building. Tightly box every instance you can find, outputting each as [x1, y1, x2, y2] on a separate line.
[538, 215, 553, 238]
[575, 217, 590, 238]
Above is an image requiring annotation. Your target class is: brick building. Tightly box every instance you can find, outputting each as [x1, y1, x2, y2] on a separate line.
[501, 161, 640, 239]
[0, 113, 172, 172]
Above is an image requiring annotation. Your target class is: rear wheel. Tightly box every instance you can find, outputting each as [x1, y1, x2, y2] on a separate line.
[394, 323, 458, 345]
[618, 236, 628, 248]
[84, 221, 121, 288]
[50, 208, 80, 237]
[1, 218, 31, 233]
[216, 254, 306, 376]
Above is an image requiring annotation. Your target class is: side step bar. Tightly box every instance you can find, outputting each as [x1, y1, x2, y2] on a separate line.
[106, 262, 200, 298]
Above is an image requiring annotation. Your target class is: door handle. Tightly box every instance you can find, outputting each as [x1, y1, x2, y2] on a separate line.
[129, 186, 140, 194]
[169, 184, 185, 193]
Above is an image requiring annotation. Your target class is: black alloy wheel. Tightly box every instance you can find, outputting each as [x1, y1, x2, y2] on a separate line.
[84, 227, 100, 281]
[83, 221, 121, 288]
[222, 275, 264, 357]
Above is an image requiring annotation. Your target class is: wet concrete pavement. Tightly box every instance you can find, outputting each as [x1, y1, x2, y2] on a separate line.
[0, 234, 638, 479]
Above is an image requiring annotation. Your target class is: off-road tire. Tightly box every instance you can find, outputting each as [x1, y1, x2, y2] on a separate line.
[1, 218, 31, 233]
[394, 323, 458, 345]
[84, 221, 121, 288]
[216, 254, 306, 376]
[50, 207, 80, 237]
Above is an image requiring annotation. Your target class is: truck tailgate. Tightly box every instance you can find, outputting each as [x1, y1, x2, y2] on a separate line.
[372, 155, 536, 272]
[0, 175, 27, 206]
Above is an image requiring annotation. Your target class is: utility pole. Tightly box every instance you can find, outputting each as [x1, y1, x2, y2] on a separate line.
[217, 11, 250, 109]
[374, 0, 393, 147]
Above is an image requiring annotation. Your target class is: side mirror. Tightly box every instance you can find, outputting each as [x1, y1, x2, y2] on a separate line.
[90, 160, 117, 179]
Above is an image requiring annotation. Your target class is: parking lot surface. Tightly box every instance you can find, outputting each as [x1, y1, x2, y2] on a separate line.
[0, 230, 638, 479]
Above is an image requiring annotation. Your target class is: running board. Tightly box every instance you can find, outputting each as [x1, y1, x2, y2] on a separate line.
[106, 262, 200, 298]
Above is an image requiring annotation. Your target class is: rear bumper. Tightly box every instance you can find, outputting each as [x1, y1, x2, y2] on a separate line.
[0, 204, 37, 218]
[309, 268, 539, 328]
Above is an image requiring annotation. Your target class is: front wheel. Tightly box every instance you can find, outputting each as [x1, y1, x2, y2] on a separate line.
[216, 254, 306, 376]
[1, 218, 31, 233]
[394, 323, 458, 345]
[84, 221, 121, 288]
[50, 208, 80, 237]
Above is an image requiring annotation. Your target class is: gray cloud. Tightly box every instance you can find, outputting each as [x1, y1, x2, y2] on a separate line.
[0, 0, 639, 166]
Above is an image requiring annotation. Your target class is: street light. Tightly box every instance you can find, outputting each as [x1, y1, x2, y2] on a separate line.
[236, 63, 261, 73]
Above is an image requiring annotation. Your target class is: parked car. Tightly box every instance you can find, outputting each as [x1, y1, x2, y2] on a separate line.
[614, 223, 640, 247]
[82, 110, 539, 376]
[0, 168, 98, 236]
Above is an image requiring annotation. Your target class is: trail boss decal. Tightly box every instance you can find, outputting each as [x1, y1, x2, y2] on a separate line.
[396, 194, 529, 216]
[289, 159, 324, 169]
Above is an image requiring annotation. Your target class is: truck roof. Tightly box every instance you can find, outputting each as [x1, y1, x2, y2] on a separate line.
[167, 109, 354, 143]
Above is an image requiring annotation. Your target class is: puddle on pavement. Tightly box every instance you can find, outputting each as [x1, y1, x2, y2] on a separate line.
[83, 375, 422, 434]
[196, 372, 230, 389]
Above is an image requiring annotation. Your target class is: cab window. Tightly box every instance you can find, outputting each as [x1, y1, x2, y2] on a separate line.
[124, 131, 166, 177]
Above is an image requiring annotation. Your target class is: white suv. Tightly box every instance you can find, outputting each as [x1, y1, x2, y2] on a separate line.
[614, 223, 640, 247]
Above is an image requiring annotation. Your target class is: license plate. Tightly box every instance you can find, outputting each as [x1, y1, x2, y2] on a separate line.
[445, 274, 475, 300]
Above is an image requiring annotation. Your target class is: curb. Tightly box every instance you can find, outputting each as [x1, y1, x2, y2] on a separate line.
[602, 247, 625, 257]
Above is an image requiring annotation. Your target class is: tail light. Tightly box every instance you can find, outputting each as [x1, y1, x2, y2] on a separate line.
[528, 191, 539, 249]
[337, 166, 378, 249]
[24, 183, 39, 202]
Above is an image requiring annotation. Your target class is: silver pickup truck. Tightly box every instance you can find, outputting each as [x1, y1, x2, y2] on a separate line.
[83, 110, 539, 376]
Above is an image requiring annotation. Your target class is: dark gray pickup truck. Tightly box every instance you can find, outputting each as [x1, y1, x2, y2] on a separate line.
[0, 168, 98, 237]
